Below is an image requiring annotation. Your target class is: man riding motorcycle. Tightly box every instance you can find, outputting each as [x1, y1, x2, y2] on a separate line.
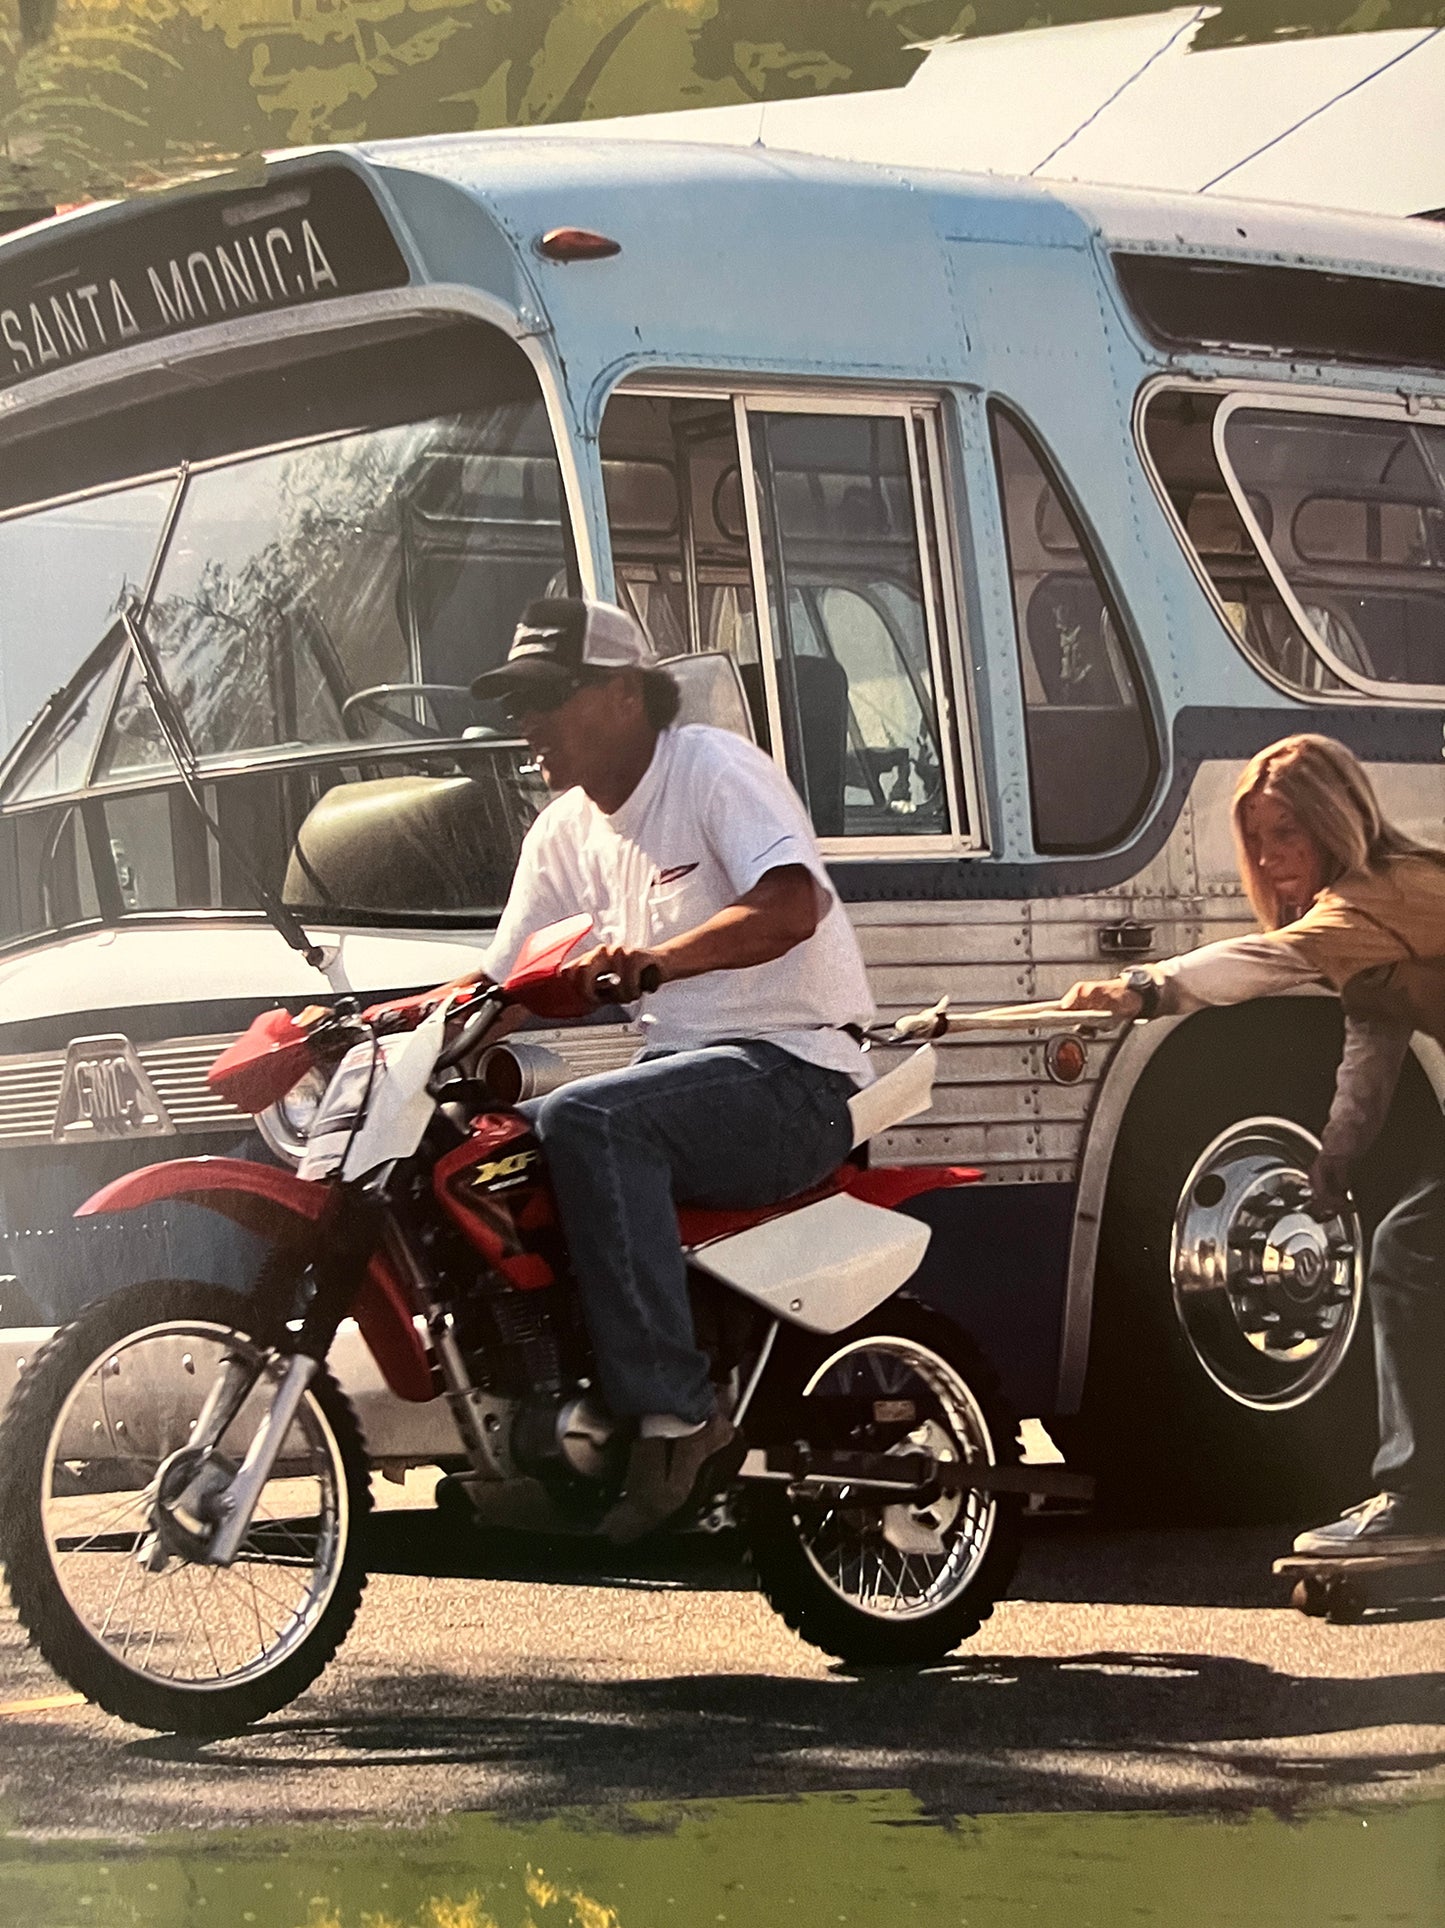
[467, 597, 875, 1542]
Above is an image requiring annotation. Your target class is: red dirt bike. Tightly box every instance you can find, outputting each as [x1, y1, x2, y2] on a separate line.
[0, 918, 1067, 1736]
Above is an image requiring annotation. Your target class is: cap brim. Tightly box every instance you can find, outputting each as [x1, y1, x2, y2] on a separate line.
[469, 658, 577, 702]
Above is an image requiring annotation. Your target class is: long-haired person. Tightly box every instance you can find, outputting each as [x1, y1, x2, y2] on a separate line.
[1063, 734, 1445, 1554]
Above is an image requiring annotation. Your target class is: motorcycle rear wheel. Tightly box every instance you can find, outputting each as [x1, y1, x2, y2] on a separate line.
[0, 1279, 370, 1736]
[746, 1300, 1022, 1665]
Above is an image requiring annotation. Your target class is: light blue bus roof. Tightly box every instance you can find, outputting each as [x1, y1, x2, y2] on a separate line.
[361, 127, 1445, 280]
[352, 131, 1445, 405]
[2, 132, 1444, 434]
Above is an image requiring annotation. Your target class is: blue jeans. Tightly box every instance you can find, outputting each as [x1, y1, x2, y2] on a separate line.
[1369, 1139, 1445, 1514]
[529, 1042, 856, 1422]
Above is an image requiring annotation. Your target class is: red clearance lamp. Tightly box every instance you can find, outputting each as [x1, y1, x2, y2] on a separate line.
[1045, 1033, 1088, 1086]
[536, 227, 621, 262]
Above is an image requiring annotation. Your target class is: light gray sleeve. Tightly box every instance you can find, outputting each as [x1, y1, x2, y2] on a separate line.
[1152, 934, 1323, 1014]
[1319, 1015, 1413, 1169]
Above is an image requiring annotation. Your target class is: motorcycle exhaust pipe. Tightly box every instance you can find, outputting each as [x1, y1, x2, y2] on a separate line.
[479, 1040, 573, 1106]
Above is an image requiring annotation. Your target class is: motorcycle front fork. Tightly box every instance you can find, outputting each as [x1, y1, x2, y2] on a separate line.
[380, 1213, 516, 1483]
[156, 1210, 376, 1568]
[202, 1353, 320, 1565]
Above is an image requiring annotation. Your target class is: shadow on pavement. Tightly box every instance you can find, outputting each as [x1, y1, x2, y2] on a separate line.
[363, 1510, 1424, 1613]
[123, 1647, 1445, 1818]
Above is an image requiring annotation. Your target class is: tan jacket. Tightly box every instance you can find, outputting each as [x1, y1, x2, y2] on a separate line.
[1149, 853, 1445, 1166]
[1272, 855, 1445, 1044]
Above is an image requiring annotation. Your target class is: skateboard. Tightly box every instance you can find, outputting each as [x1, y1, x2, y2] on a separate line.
[1273, 1546, 1445, 1623]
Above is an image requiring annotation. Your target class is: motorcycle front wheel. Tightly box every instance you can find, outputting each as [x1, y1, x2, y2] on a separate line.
[0, 1278, 370, 1736]
[745, 1300, 1022, 1666]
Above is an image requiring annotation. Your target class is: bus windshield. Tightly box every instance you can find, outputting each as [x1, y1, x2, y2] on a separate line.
[0, 320, 571, 944]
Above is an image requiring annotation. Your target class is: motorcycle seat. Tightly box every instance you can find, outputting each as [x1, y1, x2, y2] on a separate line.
[678, 1157, 983, 1251]
[678, 1172, 847, 1250]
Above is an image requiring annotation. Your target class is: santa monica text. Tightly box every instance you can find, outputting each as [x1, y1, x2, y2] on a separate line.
[0, 218, 340, 378]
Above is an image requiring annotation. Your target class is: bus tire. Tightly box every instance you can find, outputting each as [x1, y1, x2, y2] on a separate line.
[1080, 1003, 1431, 1523]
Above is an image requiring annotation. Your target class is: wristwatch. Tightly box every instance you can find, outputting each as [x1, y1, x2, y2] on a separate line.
[1122, 966, 1161, 1020]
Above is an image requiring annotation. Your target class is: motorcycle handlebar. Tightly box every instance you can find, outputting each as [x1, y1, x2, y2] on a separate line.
[434, 989, 504, 1071]
[594, 964, 662, 1002]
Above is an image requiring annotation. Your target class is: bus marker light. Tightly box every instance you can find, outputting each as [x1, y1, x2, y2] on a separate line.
[1045, 1035, 1087, 1085]
[537, 227, 621, 262]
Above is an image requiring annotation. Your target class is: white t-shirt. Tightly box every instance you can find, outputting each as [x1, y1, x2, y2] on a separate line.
[482, 725, 875, 1082]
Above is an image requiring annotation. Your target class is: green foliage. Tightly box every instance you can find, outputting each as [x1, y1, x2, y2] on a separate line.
[2, 0, 1443, 212]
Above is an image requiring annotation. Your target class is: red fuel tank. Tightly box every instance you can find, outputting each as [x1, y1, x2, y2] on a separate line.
[432, 1112, 558, 1290]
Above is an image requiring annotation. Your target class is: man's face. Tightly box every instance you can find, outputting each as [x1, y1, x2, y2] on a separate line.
[507, 674, 636, 793]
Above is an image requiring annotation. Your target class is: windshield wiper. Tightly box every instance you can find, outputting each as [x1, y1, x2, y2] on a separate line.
[121, 601, 328, 973]
[0, 619, 124, 799]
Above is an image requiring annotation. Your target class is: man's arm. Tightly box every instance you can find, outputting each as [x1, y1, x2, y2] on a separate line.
[566, 864, 821, 1005]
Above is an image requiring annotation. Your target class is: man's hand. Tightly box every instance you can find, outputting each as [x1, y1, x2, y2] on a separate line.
[1308, 1152, 1353, 1221]
[1059, 976, 1144, 1019]
[562, 944, 668, 1007]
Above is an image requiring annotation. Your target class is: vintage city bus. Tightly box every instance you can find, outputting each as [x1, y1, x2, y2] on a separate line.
[0, 139, 1443, 1517]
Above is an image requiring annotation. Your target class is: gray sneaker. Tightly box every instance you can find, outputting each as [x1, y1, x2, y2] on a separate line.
[601, 1411, 740, 1546]
[1292, 1492, 1445, 1558]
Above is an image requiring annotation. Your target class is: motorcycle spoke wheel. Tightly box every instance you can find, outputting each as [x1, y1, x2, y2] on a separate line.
[790, 1337, 999, 1623]
[41, 1321, 347, 1692]
[746, 1304, 1022, 1666]
[0, 1280, 369, 1735]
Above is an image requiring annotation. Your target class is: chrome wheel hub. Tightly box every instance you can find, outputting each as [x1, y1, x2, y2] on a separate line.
[1170, 1117, 1363, 1411]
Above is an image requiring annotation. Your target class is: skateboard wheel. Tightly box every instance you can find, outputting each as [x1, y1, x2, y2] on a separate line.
[1292, 1576, 1329, 1617]
[1323, 1577, 1365, 1624]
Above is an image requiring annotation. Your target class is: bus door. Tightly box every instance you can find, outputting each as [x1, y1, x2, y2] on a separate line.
[598, 390, 980, 858]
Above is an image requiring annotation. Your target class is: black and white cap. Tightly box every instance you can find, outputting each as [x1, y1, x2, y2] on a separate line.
[471, 598, 655, 703]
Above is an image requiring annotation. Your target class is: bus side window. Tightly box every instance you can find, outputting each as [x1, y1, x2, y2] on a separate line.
[748, 410, 959, 842]
[599, 395, 766, 743]
[1146, 389, 1445, 701]
[1142, 388, 1350, 696]
[990, 407, 1158, 854]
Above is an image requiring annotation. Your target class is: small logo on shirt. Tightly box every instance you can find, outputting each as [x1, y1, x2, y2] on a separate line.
[653, 863, 699, 888]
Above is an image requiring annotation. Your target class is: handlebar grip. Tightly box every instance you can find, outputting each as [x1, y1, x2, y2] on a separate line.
[594, 965, 662, 1002]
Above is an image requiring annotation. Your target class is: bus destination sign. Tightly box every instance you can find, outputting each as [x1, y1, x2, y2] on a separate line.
[0, 164, 411, 395]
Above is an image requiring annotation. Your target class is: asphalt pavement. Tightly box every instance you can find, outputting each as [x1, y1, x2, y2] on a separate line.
[0, 1486, 1441, 1838]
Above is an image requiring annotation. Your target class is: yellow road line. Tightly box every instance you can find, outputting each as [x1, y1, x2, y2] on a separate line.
[0, 1691, 85, 1716]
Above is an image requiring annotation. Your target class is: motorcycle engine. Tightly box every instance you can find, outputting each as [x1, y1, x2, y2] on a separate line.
[511, 1391, 622, 1485]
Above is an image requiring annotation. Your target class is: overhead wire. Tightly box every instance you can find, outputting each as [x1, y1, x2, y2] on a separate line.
[1198, 25, 1443, 193]
[1030, 6, 1208, 176]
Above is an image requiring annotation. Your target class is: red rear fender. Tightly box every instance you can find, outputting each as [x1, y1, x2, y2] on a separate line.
[76, 1157, 334, 1246]
[843, 1165, 984, 1209]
